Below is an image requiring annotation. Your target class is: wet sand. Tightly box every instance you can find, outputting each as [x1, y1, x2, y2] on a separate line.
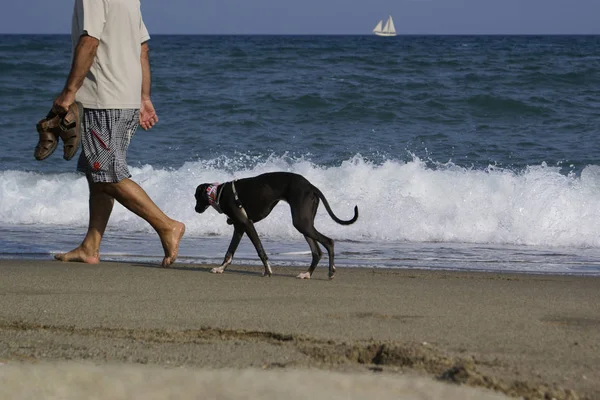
[1, 260, 599, 399]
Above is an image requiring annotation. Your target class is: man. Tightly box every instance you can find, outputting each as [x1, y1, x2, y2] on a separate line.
[52, 0, 185, 267]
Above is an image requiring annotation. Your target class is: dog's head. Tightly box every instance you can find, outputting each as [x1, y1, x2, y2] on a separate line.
[194, 183, 212, 214]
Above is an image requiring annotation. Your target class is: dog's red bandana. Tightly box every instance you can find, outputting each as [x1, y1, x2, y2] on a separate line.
[206, 183, 223, 214]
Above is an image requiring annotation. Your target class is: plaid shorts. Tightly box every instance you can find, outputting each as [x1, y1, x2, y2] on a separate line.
[77, 109, 139, 183]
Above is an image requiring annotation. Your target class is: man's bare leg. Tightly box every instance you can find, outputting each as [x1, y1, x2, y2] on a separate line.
[55, 178, 184, 266]
[55, 178, 113, 264]
[101, 178, 185, 267]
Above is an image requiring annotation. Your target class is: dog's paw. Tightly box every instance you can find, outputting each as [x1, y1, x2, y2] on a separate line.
[211, 267, 225, 274]
[296, 272, 311, 279]
[261, 263, 273, 277]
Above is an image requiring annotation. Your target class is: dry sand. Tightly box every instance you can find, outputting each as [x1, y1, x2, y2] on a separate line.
[1, 260, 599, 399]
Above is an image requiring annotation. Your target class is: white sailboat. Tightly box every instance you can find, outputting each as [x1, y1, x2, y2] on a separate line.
[373, 15, 396, 37]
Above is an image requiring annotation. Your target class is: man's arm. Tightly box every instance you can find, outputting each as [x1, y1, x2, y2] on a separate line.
[141, 42, 152, 101]
[53, 34, 99, 113]
[139, 42, 158, 130]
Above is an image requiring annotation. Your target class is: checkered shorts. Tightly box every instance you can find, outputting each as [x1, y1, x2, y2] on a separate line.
[77, 109, 139, 183]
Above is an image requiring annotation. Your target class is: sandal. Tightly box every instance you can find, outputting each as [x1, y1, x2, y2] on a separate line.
[34, 116, 59, 160]
[34, 101, 83, 161]
[58, 101, 83, 161]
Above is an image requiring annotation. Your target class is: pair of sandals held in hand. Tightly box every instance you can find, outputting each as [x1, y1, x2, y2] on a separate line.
[34, 101, 83, 161]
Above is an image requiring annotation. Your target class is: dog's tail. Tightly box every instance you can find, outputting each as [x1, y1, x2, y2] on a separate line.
[316, 188, 359, 225]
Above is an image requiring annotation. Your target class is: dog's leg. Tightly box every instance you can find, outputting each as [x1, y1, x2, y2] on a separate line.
[212, 225, 244, 274]
[312, 233, 335, 279]
[297, 236, 322, 279]
[294, 226, 335, 279]
[243, 221, 273, 277]
[291, 198, 336, 279]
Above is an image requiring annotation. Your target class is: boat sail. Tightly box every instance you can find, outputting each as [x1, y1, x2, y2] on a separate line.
[373, 15, 396, 37]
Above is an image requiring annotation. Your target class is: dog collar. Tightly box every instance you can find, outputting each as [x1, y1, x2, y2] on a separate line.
[206, 183, 224, 214]
[206, 180, 248, 218]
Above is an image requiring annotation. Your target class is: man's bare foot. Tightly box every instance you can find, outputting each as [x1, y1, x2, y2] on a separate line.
[54, 247, 100, 264]
[160, 221, 185, 267]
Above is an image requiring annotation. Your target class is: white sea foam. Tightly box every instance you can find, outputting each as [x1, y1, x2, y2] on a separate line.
[1, 155, 600, 248]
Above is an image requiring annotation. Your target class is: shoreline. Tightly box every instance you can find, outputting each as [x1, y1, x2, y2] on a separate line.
[1, 259, 599, 399]
[4, 252, 600, 279]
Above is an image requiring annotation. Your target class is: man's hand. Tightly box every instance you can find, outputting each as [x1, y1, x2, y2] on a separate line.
[52, 89, 76, 116]
[140, 99, 158, 130]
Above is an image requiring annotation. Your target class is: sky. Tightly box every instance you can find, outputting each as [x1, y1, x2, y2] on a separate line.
[1, 0, 599, 35]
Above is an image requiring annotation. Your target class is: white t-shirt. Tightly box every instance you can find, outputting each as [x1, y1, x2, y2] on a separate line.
[71, 0, 151, 109]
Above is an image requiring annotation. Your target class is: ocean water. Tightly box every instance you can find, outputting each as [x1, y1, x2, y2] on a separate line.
[1, 34, 600, 276]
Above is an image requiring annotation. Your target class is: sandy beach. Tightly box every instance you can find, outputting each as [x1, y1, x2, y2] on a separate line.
[1, 260, 599, 399]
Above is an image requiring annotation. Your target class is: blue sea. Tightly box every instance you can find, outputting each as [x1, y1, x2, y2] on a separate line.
[1, 34, 600, 276]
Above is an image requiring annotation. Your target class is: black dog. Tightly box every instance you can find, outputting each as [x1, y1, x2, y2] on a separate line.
[194, 172, 358, 279]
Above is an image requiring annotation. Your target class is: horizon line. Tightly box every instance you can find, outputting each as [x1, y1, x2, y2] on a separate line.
[1, 32, 599, 36]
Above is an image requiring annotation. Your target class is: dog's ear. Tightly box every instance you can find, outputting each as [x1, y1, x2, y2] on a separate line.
[194, 183, 211, 213]
[195, 184, 209, 200]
